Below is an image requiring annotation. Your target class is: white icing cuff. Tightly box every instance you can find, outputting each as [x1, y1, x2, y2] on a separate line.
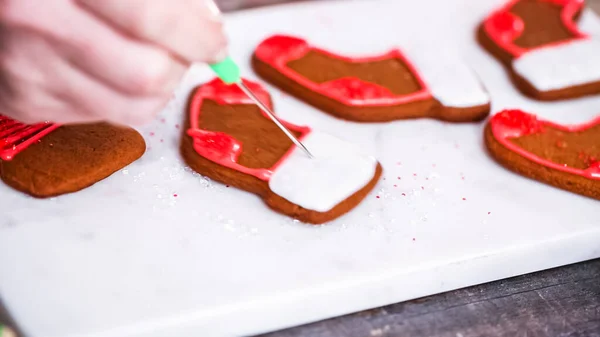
[268, 131, 378, 213]
[512, 38, 600, 92]
[409, 53, 490, 108]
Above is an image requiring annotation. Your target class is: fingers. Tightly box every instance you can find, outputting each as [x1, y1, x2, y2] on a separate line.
[47, 0, 188, 98]
[75, 0, 229, 63]
[0, 29, 84, 124]
[0, 0, 184, 126]
[0, 26, 169, 126]
[53, 49, 170, 126]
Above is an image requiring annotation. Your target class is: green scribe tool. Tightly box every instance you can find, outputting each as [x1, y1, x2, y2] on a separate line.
[210, 57, 314, 159]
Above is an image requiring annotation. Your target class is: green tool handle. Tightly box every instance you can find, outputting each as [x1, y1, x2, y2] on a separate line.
[209, 56, 241, 84]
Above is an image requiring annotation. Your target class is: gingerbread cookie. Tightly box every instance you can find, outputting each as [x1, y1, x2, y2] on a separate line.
[252, 35, 490, 123]
[485, 109, 600, 200]
[1, 116, 146, 198]
[479, 0, 600, 100]
[180, 78, 382, 224]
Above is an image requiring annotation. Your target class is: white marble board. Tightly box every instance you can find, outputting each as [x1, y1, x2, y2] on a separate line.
[1, 0, 600, 336]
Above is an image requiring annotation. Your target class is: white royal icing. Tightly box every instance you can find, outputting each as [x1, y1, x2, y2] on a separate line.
[268, 131, 378, 213]
[407, 50, 490, 108]
[512, 38, 600, 92]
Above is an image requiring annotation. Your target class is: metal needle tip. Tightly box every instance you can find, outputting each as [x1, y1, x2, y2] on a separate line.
[237, 82, 314, 159]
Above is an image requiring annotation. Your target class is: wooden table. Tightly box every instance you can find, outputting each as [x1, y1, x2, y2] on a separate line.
[214, 1, 600, 337]
[1, 1, 599, 337]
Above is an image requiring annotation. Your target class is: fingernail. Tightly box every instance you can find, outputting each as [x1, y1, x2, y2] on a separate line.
[205, 0, 223, 21]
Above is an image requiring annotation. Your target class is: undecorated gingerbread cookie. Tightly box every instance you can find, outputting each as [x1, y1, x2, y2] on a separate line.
[180, 78, 383, 224]
[479, 0, 600, 100]
[0, 117, 146, 198]
[485, 109, 600, 200]
[252, 35, 490, 123]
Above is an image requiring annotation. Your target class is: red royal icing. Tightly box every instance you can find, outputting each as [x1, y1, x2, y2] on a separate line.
[483, 0, 586, 58]
[320, 78, 397, 105]
[490, 109, 600, 180]
[187, 78, 311, 181]
[254, 35, 432, 107]
[0, 115, 60, 161]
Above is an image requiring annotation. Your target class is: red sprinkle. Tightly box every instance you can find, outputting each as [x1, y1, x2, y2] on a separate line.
[173, 194, 178, 197]
[376, 196, 380, 199]
[412, 238, 416, 242]
[555, 140, 567, 149]
[149, 132, 155, 136]
[402, 193, 406, 196]
[160, 139, 164, 143]
[226, 185, 230, 188]
[488, 212, 491, 215]
[421, 186, 424, 190]
[393, 184, 398, 188]
[462, 198, 466, 201]
[413, 173, 417, 177]
[175, 124, 180, 129]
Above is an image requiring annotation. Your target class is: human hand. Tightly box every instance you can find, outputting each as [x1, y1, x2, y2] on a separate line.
[0, 0, 227, 126]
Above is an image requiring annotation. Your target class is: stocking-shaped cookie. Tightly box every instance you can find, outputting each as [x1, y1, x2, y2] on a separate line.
[0, 116, 146, 197]
[252, 35, 490, 123]
[480, 0, 600, 100]
[485, 109, 600, 199]
[180, 78, 382, 224]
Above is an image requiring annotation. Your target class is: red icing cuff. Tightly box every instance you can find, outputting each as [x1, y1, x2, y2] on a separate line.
[196, 77, 271, 106]
[483, 0, 586, 58]
[490, 109, 544, 138]
[490, 109, 600, 180]
[485, 11, 526, 57]
[320, 78, 397, 105]
[254, 34, 432, 107]
[254, 35, 311, 66]
[0, 116, 60, 161]
[187, 78, 311, 181]
[188, 130, 242, 163]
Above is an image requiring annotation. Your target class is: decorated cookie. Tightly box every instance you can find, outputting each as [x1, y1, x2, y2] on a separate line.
[485, 109, 600, 199]
[0, 116, 146, 198]
[252, 35, 490, 123]
[180, 78, 383, 224]
[479, 0, 600, 100]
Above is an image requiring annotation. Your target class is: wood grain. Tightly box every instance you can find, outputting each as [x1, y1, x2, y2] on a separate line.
[258, 259, 600, 337]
